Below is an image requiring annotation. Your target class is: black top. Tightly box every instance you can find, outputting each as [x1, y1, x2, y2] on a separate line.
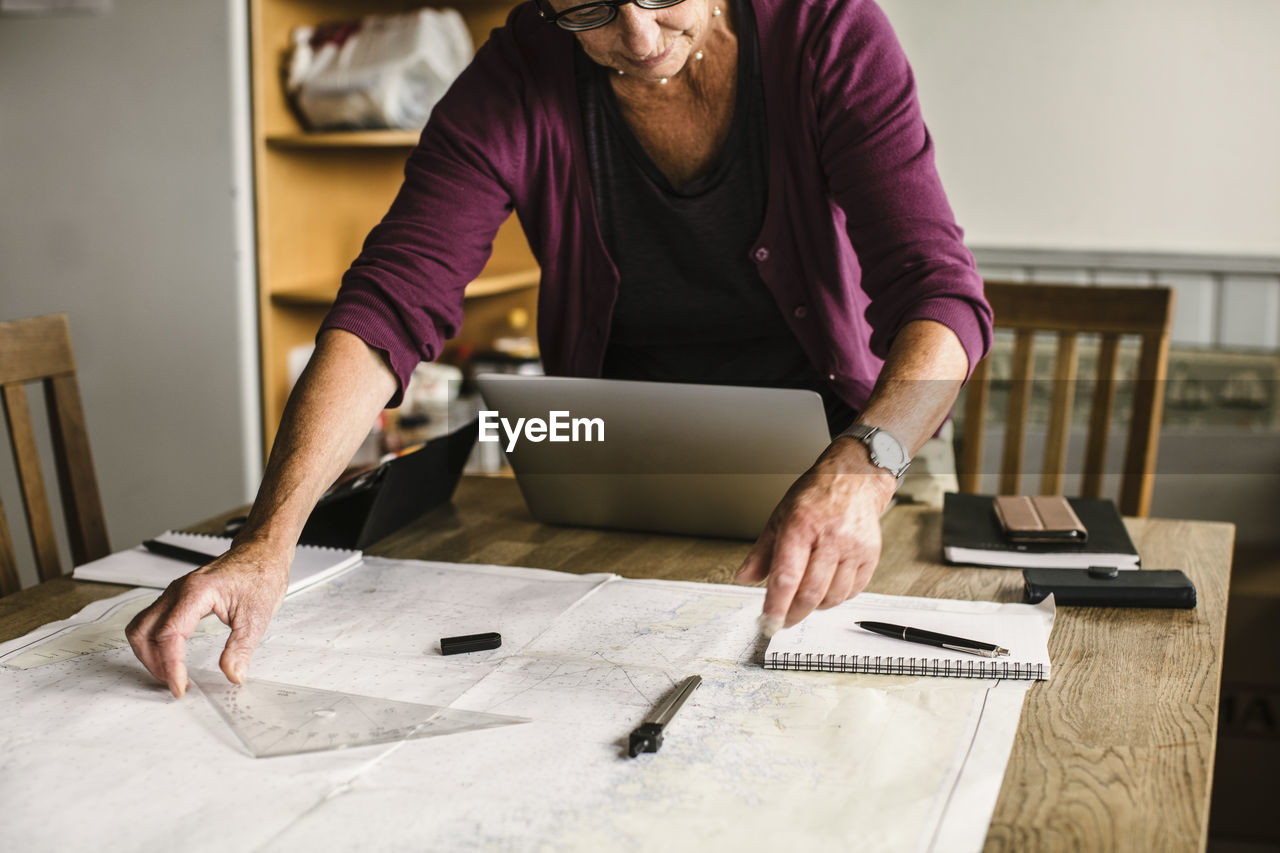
[576, 0, 854, 435]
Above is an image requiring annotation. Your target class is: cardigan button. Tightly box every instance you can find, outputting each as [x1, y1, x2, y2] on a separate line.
[753, 247, 770, 262]
[793, 305, 809, 319]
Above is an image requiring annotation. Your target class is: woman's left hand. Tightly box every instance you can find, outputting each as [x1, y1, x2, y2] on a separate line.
[734, 437, 897, 635]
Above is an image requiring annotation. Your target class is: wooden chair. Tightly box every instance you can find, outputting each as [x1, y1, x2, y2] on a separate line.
[956, 282, 1175, 517]
[0, 314, 110, 594]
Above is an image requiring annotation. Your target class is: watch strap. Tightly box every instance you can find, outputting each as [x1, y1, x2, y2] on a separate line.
[840, 423, 877, 442]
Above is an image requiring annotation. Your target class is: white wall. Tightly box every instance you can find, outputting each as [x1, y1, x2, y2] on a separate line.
[878, 0, 1280, 257]
[0, 0, 258, 586]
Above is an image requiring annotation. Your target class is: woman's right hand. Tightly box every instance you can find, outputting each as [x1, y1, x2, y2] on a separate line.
[125, 539, 293, 698]
[124, 329, 398, 698]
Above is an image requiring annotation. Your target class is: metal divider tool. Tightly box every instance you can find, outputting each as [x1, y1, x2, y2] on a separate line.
[628, 674, 702, 757]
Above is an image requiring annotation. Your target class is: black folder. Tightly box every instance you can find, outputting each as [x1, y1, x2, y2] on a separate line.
[942, 492, 1141, 570]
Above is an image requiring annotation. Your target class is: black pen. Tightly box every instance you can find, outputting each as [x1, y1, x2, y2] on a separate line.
[141, 539, 223, 566]
[856, 621, 1009, 658]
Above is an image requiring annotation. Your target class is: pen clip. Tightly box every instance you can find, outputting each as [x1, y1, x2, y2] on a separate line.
[941, 643, 1004, 658]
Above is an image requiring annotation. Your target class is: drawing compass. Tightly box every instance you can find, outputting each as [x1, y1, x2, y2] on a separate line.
[628, 674, 702, 757]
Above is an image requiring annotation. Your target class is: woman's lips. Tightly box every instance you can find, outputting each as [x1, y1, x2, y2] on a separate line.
[626, 39, 675, 70]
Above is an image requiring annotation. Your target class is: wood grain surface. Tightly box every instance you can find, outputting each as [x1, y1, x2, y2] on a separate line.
[0, 476, 1232, 851]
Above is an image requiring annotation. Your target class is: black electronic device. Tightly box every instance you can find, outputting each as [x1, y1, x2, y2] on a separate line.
[1023, 566, 1197, 608]
[299, 417, 478, 549]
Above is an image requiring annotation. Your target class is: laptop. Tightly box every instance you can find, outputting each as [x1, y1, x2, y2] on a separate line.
[475, 375, 832, 540]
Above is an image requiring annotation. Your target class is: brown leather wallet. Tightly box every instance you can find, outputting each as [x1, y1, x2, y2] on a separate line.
[993, 495, 1088, 543]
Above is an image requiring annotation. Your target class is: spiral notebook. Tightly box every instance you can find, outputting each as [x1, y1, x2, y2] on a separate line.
[72, 531, 362, 595]
[763, 592, 1056, 681]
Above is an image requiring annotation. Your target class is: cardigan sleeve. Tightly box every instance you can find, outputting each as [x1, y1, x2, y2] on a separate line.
[808, 0, 992, 376]
[319, 24, 532, 406]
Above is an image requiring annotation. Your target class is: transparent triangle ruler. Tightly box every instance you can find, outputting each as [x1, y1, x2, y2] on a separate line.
[193, 672, 528, 758]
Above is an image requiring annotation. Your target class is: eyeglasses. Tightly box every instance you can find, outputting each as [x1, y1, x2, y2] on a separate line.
[534, 0, 689, 32]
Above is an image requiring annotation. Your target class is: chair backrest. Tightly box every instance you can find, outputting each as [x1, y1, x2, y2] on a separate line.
[0, 314, 110, 594]
[956, 282, 1175, 517]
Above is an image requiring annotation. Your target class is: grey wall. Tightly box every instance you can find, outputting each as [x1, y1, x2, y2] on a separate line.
[0, 0, 257, 586]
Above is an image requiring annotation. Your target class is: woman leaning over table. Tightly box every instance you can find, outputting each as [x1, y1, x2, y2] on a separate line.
[127, 0, 992, 697]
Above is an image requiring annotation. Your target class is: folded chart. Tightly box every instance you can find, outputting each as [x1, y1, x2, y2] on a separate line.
[0, 558, 1046, 853]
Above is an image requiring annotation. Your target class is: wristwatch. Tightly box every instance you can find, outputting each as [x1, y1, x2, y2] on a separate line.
[838, 423, 912, 479]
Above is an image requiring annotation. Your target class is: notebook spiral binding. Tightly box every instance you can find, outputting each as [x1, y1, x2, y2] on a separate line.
[174, 531, 354, 554]
[763, 651, 1047, 680]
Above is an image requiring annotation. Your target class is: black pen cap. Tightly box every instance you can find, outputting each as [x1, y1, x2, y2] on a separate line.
[440, 632, 502, 655]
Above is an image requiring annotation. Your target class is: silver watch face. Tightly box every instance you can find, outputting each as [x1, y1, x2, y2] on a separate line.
[868, 431, 907, 473]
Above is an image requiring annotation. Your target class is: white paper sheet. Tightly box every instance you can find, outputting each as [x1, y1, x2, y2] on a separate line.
[0, 558, 1037, 852]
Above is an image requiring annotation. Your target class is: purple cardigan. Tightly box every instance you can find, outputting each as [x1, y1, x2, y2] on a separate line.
[321, 0, 992, 409]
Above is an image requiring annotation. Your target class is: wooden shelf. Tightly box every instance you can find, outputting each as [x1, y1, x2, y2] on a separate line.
[251, 0, 538, 455]
[269, 286, 336, 308]
[269, 267, 539, 308]
[265, 130, 422, 149]
[463, 268, 540, 298]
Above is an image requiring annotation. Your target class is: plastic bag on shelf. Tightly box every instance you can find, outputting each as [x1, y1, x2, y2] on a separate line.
[286, 7, 473, 131]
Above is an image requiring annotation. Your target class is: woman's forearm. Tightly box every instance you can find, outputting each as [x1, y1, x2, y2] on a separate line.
[848, 319, 970, 455]
[235, 328, 400, 552]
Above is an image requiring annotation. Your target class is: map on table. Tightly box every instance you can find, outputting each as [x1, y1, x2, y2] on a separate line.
[0, 557, 1039, 852]
[0, 589, 226, 670]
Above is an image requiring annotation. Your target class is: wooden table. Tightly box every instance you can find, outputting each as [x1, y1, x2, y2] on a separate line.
[0, 477, 1233, 851]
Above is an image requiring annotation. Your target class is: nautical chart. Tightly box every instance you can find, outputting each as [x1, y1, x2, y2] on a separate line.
[0, 588, 226, 670]
[0, 557, 1039, 852]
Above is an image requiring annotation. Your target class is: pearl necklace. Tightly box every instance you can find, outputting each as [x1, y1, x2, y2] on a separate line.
[616, 4, 720, 85]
